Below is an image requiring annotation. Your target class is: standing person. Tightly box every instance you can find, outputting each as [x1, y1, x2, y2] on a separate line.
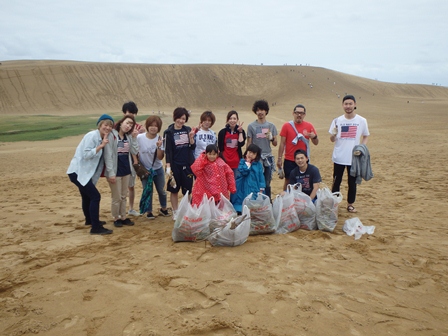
[121, 101, 143, 216]
[217, 110, 246, 179]
[246, 99, 278, 199]
[288, 149, 322, 201]
[277, 104, 319, 191]
[67, 114, 114, 235]
[103, 115, 139, 228]
[329, 95, 369, 213]
[231, 144, 265, 213]
[163, 107, 196, 220]
[191, 144, 236, 206]
[136, 115, 170, 219]
[193, 111, 218, 159]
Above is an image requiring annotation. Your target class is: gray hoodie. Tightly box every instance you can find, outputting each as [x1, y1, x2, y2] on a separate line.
[350, 144, 373, 184]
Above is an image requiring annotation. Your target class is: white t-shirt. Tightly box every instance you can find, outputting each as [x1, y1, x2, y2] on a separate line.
[329, 114, 369, 165]
[194, 129, 217, 159]
[136, 133, 164, 170]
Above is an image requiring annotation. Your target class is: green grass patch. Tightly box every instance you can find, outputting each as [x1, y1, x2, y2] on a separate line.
[0, 114, 148, 142]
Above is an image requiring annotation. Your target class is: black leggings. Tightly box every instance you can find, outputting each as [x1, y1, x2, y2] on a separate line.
[331, 163, 357, 204]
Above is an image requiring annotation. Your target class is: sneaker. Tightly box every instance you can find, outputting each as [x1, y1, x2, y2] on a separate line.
[159, 208, 170, 217]
[114, 219, 123, 227]
[90, 226, 113, 235]
[145, 212, 156, 220]
[85, 220, 106, 226]
[122, 218, 135, 226]
[172, 210, 178, 221]
[128, 209, 140, 216]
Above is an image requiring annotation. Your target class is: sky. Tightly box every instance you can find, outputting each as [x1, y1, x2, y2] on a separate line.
[2, 0, 447, 86]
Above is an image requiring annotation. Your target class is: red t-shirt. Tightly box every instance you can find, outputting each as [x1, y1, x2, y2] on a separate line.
[222, 131, 240, 169]
[279, 121, 317, 161]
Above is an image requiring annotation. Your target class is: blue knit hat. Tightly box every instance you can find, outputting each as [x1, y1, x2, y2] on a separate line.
[97, 114, 114, 125]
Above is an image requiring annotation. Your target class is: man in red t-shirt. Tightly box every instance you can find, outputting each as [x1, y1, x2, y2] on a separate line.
[277, 104, 319, 190]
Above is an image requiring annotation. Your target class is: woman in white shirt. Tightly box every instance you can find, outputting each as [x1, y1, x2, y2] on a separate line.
[67, 114, 114, 235]
[137, 116, 170, 219]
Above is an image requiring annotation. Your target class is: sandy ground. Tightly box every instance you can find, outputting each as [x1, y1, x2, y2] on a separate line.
[1, 62, 448, 335]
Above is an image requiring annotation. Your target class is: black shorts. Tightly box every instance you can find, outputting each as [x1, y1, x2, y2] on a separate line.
[167, 164, 194, 195]
[283, 159, 297, 179]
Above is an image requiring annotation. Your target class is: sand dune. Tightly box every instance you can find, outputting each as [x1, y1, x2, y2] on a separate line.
[1, 61, 448, 335]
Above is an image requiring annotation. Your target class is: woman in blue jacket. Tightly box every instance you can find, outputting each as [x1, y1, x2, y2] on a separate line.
[231, 144, 266, 213]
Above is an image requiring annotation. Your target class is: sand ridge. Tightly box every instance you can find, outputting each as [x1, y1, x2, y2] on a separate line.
[1, 61, 448, 335]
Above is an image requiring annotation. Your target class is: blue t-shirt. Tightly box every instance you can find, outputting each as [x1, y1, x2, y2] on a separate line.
[289, 164, 321, 196]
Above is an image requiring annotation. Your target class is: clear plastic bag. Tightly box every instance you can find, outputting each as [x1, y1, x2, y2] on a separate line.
[343, 217, 375, 240]
[208, 205, 251, 247]
[273, 192, 300, 234]
[315, 187, 342, 232]
[172, 192, 211, 242]
[243, 192, 277, 235]
[209, 194, 237, 233]
[287, 184, 317, 230]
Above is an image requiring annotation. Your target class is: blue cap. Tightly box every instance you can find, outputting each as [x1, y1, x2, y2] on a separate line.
[97, 114, 114, 125]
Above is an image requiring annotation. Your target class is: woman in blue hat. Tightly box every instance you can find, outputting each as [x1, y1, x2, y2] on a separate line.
[67, 114, 114, 235]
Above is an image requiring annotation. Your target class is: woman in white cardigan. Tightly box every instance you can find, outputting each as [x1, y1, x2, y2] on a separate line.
[103, 115, 139, 228]
[67, 114, 114, 235]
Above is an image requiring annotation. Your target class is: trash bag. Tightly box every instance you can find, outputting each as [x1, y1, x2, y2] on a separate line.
[273, 192, 300, 234]
[315, 187, 342, 232]
[287, 184, 317, 230]
[209, 194, 237, 233]
[243, 192, 277, 235]
[172, 192, 211, 242]
[343, 217, 375, 240]
[208, 205, 251, 247]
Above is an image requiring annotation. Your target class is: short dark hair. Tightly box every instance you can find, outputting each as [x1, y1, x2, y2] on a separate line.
[343, 95, 356, 103]
[122, 101, 138, 114]
[115, 114, 136, 134]
[172, 107, 189, 123]
[205, 144, 218, 154]
[145, 115, 163, 132]
[200, 111, 216, 126]
[293, 104, 306, 113]
[294, 149, 308, 158]
[252, 100, 269, 115]
[244, 144, 262, 161]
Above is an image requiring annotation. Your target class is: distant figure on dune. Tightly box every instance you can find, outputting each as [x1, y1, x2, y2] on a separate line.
[277, 104, 319, 191]
[329, 95, 370, 213]
[67, 114, 114, 235]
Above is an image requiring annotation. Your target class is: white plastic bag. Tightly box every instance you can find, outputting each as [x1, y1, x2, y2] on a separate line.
[287, 184, 317, 230]
[343, 217, 375, 240]
[315, 187, 342, 232]
[243, 192, 277, 235]
[273, 193, 300, 234]
[209, 194, 237, 233]
[208, 205, 251, 247]
[172, 192, 211, 242]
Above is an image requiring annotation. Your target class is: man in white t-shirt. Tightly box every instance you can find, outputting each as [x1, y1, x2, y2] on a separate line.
[329, 95, 369, 213]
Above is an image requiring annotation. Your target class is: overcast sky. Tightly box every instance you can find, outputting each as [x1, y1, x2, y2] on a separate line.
[2, 0, 447, 86]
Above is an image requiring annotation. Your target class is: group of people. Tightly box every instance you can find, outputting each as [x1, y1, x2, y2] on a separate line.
[68, 95, 369, 235]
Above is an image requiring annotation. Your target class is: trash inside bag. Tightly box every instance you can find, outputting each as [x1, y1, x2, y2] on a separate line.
[342, 217, 375, 240]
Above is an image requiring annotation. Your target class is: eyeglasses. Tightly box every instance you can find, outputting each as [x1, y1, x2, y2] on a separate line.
[294, 111, 306, 115]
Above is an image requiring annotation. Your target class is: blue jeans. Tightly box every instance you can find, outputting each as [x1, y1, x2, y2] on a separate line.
[141, 167, 167, 213]
[68, 173, 102, 229]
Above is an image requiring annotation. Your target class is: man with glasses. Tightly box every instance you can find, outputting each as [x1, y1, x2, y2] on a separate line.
[277, 104, 319, 190]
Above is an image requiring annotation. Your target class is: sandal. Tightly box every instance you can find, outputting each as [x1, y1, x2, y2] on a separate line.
[347, 205, 358, 213]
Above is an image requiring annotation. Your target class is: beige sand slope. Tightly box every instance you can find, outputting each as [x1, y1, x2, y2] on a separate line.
[1, 61, 448, 335]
